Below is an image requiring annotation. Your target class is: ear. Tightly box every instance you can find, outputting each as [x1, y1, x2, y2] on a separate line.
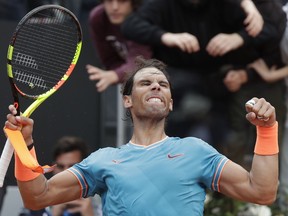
[123, 95, 132, 108]
[169, 98, 173, 111]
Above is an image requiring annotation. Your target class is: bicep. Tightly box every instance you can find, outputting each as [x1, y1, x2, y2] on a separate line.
[18, 170, 81, 210]
[219, 161, 255, 201]
[47, 170, 81, 205]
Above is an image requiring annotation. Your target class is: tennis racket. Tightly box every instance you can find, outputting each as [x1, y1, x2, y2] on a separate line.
[0, 4, 82, 187]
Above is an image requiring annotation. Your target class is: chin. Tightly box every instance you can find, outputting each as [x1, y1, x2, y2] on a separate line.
[110, 18, 124, 25]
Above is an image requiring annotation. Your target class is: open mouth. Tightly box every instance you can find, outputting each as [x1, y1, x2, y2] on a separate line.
[147, 97, 163, 103]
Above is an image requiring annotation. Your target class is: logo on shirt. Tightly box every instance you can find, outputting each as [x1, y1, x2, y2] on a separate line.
[112, 159, 122, 164]
[167, 153, 184, 159]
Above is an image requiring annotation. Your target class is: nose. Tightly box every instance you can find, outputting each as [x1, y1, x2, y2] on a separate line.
[151, 82, 161, 91]
[111, 0, 119, 9]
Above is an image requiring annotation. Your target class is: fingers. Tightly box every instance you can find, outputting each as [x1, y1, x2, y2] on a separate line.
[89, 72, 101, 81]
[244, 13, 263, 37]
[5, 104, 34, 130]
[242, 0, 263, 37]
[207, 33, 244, 57]
[161, 33, 200, 53]
[5, 115, 21, 130]
[206, 36, 227, 57]
[5, 115, 34, 131]
[245, 98, 276, 126]
[8, 104, 17, 115]
[96, 79, 108, 92]
[5, 105, 21, 130]
[223, 71, 242, 92]
[179, 34, 200, 53]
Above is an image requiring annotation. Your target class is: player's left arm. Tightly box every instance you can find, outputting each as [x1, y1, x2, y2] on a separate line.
[219, 97, 278, 205]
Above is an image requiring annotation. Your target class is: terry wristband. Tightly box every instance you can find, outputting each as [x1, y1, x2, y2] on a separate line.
[254, 122, 279, 155]
[15, 146, 41, 181]
[4, 128, 55, 175]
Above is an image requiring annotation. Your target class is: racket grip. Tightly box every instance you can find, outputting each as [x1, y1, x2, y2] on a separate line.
[0, 139, 14, 187]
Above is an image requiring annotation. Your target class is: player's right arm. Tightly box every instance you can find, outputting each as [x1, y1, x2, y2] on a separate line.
[18, 171, 81, 210]
[4, 105, 82, 210]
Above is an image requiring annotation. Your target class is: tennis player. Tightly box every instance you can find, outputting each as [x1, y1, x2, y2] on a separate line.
[4, 57, 278, 216]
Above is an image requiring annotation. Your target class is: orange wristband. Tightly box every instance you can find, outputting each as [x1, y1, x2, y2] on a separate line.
[254, 122, 279, 155]
[15, 146, 41, 181]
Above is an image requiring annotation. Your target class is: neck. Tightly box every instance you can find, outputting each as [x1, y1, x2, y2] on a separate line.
[130, 118, 167, 146]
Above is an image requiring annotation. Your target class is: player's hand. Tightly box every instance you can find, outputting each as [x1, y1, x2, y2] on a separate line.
[4, 105, 34, 145]
[86, 64, 119, 92]
[206, 33, 244, 57]
[245, 97, 276, 127]
[241, 0, 263, 37]
[161, 32, 200, 53]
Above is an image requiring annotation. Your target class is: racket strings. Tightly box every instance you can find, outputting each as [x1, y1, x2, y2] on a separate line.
[14, 70, 48, 90]
[11, 8, 81, 97]
[14, 22, 77, 75]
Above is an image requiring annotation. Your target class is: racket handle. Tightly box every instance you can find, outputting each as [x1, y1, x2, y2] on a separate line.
[0, 139, 14, 187]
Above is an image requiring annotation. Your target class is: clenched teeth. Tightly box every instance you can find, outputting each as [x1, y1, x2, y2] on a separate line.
[148, 98, 162, 103]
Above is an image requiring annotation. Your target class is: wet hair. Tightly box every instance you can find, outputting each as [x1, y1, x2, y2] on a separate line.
[121, 56, 172, 120]
[100, 0, 142, 10]
[52, 136, 89, 161]
[122, 56, 171, 96]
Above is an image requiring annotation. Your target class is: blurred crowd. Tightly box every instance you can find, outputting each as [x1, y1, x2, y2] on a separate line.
[1, 0, 288, 215]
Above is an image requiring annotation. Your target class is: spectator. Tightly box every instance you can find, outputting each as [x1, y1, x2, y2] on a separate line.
[86, 0, 151, 92]
[216, 0, 287, 165]
[18, 136, 102, 216]
[50, 136, 102, 216]
[120, 0, 265, 146]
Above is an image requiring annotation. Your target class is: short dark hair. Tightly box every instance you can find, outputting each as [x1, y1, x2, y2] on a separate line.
[121, 56, 171, 96]
[52, 136, 89, 161]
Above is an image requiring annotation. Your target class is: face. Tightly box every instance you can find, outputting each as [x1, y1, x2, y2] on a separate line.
[103, 0, 133, 25]
[54, 150, 82, 174]
[124, 67, 173, 120]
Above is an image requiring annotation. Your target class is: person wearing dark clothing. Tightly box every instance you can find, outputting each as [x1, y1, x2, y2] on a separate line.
[218, 0, 287, 165]
[86, 0, 152, 92]
[121, 0, 265, 145]
[121, 0, 287, 165]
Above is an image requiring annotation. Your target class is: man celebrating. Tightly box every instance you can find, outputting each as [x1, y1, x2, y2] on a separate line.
[4, 57, 278, 215]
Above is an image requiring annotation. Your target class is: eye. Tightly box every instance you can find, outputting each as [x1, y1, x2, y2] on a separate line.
[159, 81, 169, 88]
[141, 81, 151, 86]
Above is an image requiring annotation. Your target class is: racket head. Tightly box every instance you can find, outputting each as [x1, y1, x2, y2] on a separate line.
[7, 4, 82, 102]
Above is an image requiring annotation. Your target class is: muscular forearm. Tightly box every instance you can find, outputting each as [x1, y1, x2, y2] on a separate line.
[249, 154, 278, 204]
[18, 174, 50, 210]
[247, 122, 279, 204]
[221, 99, 278, 204]
[18, 170, 81, 210]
